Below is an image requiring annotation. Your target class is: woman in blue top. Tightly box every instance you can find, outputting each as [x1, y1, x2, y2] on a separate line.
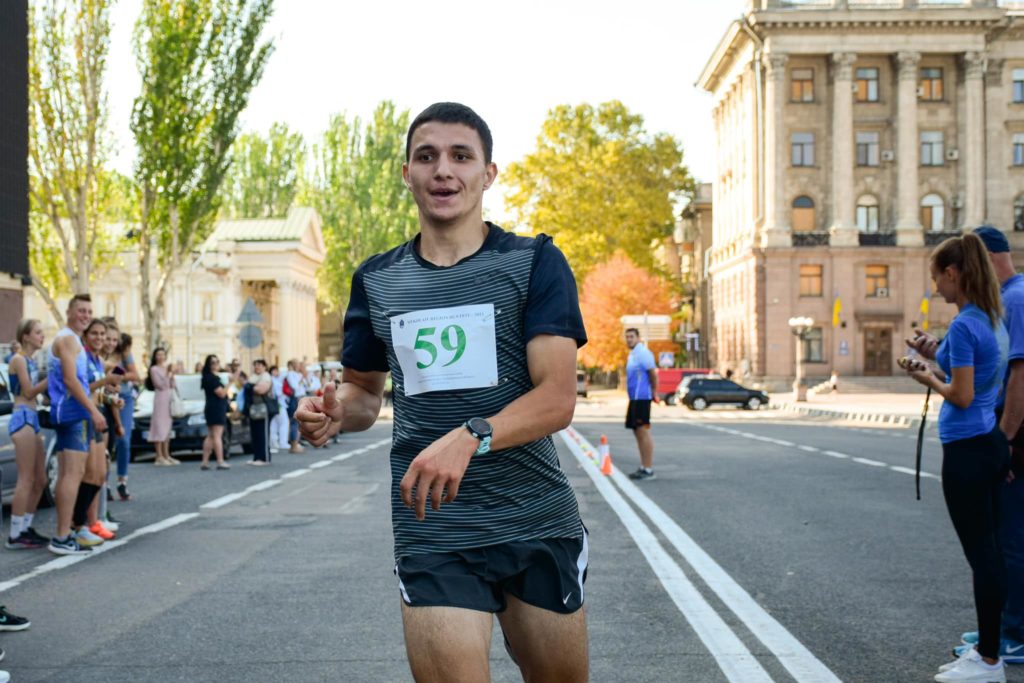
[6, 319, 50, 550]
[905, 233, 1010, 682]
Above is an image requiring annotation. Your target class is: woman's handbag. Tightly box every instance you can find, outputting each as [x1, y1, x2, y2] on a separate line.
[249, 398, 268, 421]
[170, 387, 187, 418]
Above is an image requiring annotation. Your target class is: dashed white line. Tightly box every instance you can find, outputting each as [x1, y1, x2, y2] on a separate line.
[852, 457, 886, 468]
[823, 450, 850, 459]
[798, 445, 819, 453]
[281, 468, 311, 479]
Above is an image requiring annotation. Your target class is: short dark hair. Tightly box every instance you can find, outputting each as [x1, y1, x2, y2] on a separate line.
[406, 102, 493, 164]
[67, 293, 91, 309]
[625, 328, 641, 337]
[253, 358, 267, 369]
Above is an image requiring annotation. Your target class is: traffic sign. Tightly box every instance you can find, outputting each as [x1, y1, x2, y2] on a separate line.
[237, 297, 264, 324]
[239, 324, 263, 349]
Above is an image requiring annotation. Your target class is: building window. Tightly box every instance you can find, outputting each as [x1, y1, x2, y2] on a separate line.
[1014, 133, 1024, 167]
[855, 67, 880, 102]
[856, 195, 880, 232]
[791, 132, 815, 166]
[202, 297, 214, 322]
[802, 327, 824, 363]
[105, 298, 117, 319]
[791, 68, 814, 102]
[792, 196, 816, 233]
[921, 193, 945, 231]
[1015, 195, 1024, 232]
[920, 131, 944, 166]
[866, 265, 890, 298]
[856, 131, 880, 167]
[1014, 68, 1024, 104]
[919, 67, 943, 101]
[799, 264, 823, 298]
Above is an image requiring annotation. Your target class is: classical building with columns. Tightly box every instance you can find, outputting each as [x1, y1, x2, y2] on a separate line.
[697, 0, 1024, 385]
[22, 206, 326, 371]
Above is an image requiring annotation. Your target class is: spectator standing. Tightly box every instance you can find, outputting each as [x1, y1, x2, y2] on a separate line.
[285, 359, 306, 453]
[904, 233, 1010, 682]
[270, 365, 289, 450]
[6, 319, 49, 549]
[199, 355, 230, 470]
[246, 359, 273, 466]
[624, 328, 658, 481]
[146, 348, 178, 466]
[109, 332, 139, 501]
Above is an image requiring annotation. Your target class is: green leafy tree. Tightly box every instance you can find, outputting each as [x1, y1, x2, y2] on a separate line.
[302, 101, 419, 313]
[130, 0, 274, 352]
[504, 101, 694, 280]
[27, 0, 121, 325]
[221, 122, 305, 218]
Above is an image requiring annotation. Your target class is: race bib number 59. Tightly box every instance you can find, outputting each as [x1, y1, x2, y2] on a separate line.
[390, 304, 499, 396]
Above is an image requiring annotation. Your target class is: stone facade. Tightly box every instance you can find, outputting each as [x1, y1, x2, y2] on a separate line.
[22, 207, 326, 371]
[698, 0, 1024, 384]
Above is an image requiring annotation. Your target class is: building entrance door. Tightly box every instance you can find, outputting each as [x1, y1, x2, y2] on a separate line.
[863, 327, 892, 376]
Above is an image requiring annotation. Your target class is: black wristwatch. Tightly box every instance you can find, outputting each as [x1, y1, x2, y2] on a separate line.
[464, 417, 493, 455]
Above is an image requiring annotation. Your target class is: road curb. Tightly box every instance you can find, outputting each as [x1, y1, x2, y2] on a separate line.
[770, 401, 937, 430]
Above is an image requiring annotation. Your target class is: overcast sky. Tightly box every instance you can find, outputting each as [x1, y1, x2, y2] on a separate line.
[105, 0, 742, 222]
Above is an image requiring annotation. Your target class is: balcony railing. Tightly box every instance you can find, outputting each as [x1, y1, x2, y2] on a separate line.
[858, 231, 897, 246]
[793, 231, 831, 246]
[924, 230, 962, 246]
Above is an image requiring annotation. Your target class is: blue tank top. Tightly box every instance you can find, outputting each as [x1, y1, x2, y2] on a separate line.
[48, 327, 92, 424]
[9, 355, 38, 398]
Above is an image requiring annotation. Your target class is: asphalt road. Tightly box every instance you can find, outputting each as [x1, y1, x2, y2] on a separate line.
[0, 410, 1013, 682]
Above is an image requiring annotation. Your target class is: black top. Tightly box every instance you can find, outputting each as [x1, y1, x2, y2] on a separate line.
[202, 372, 228, 425]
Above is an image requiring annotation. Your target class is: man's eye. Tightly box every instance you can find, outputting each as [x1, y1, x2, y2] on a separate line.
[418, 154, 433, 161]
[455, 153, 469, 161]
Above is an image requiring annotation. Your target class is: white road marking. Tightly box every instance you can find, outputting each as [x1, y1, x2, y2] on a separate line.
[823, 450, 850, 459]
[308, 460, 333, 469]
[281, 468, 311, 479]
[852, 458, 886, 468]
[798, 445, 819, 453]
[560, 430, 776, 683]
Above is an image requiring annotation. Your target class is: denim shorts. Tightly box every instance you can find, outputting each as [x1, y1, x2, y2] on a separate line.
[55, 419, 94, 453]
[8, 406, 40, 436]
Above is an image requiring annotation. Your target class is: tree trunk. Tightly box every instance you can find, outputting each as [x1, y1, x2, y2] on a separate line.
[31, 274, 64, 328]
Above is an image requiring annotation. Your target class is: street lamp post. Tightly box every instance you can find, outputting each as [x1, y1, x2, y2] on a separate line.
[788, 316, 814, 402]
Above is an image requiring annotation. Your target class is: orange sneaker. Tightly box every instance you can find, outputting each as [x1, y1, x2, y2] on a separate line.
[88, 521, 115, 541]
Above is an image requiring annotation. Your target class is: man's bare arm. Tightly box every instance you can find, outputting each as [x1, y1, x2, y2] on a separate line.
[1001, 360, 1024, 439]
[55, 335, 107, 430]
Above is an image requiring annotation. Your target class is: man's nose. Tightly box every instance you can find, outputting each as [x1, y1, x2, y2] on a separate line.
[434, 154, 454, 178]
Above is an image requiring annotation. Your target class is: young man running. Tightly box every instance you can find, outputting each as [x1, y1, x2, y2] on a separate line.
[624, 328, 658, 480]
[47, 294, 109, 555]
[297, 102, 589, 682]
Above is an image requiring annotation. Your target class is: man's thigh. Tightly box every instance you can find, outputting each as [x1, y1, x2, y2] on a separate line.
[401, 603, 492, 683]
[497, 595, 588, 683]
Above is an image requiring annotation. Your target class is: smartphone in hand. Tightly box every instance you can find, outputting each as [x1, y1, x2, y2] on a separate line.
[898, 356, 928, 372]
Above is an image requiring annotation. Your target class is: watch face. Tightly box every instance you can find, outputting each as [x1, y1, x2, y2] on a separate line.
[468, 417, 492, 437]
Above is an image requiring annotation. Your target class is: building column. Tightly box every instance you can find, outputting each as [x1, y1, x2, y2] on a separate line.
[964, 51, 986, 228]
[895, 51, 923, 246]
[830, 52, 858, 246]
[762, 52, 791, 248]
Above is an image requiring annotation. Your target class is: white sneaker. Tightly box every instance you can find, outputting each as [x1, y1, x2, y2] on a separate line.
[941, 647, 978, 673]
[0, 669, 9, 682]
[73, 526, 104, 547]
[935, 649, 1005, 682]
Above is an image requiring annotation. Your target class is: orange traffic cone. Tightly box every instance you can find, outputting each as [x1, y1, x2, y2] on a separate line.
[599, 435, 613, 476]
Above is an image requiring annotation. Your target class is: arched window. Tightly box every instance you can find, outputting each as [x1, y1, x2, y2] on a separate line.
[921, 194, 945, 232]
[856, 195, 879, 232]
[792, 196, 816, 233]
[1015, 195, 1024, 233]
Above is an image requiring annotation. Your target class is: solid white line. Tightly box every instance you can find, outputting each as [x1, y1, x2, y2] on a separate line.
[247, 478, 282, 492]
[566, 428, 842, 683]
[559, 431, 774, 683]
[852, 458, 886, 468]
[308, 459, 333, 469]
[281, 468, 311, 479]
[0, 512, 200, 594]
[201, 492, 247, 509]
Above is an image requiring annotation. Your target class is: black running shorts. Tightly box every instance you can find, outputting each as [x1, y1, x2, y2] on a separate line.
[625, 399, 652, 430]
[394, 532, 588, 614]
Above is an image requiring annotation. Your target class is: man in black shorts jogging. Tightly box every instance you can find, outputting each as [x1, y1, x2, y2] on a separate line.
[297, 102, 589, 682]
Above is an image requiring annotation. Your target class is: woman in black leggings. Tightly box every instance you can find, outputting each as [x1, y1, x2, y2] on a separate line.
[905, 233, 1010, 682]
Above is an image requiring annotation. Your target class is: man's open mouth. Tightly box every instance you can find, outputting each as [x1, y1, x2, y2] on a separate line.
[430, 188, 457, 197]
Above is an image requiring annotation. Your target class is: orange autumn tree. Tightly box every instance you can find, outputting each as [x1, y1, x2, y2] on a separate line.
[578, 253, 679, 372]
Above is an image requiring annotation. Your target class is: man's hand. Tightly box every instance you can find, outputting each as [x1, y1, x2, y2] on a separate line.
[400, 427, 477, 521]
[905, 328, 939, 360]
[296, 382, 344, 446]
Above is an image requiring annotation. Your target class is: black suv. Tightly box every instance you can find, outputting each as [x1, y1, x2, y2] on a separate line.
[682, 378, 769, 411]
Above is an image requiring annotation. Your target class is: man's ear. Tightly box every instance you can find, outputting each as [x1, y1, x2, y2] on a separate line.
[482, 162, 498, 191]
[402, 163, 412, 190]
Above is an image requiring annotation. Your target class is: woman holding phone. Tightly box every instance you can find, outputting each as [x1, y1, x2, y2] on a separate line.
[904, 232, 1010, 682]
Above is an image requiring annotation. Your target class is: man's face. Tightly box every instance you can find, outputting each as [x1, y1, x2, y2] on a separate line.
[403, 122, 497, 226]
[67, 300, 92, 333]
[625, 331, 639, 349]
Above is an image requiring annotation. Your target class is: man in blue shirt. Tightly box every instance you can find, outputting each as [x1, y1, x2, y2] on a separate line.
[624, 328, 658, 480]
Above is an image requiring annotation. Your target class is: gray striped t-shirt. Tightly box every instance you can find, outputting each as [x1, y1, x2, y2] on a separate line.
[342, 223, 587, 559]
